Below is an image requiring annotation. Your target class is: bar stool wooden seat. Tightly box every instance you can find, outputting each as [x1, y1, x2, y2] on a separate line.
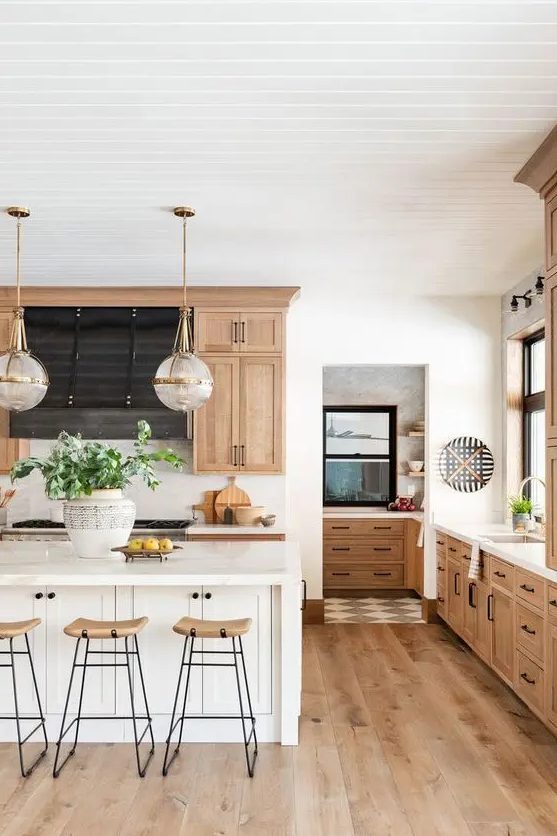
[163, 615, 258, 778]
[53, 616, 154, 779]
[0, 618, 48, 777]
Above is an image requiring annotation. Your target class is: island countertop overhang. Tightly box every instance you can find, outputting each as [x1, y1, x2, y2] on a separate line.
[0, 539, 302, 587]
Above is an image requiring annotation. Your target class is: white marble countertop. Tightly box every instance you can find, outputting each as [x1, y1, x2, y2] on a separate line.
[323, 508, 423, 521]
[189, 523, 286, 535]
[435, 521, 557, 582]
[0, 540, 301, 587]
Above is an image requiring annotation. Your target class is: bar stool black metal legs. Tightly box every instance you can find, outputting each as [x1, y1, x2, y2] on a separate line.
[53, 616, 154, 778]
[0, 618, 48, 777]
[162, 616, 258, 778]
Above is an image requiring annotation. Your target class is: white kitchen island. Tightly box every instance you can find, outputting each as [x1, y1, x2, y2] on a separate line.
[0, 539, 302, 745]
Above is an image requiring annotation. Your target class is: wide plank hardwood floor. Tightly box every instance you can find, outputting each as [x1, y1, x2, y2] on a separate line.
[2, 623, 557, 835]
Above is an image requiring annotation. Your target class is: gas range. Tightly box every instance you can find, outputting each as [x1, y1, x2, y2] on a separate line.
[3, 519, 195, 542]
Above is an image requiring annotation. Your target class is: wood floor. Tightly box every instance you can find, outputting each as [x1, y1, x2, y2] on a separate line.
[2, 623, 557, 835]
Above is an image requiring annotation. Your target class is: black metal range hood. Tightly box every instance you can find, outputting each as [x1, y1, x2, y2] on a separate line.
[10, 306, 190, 440]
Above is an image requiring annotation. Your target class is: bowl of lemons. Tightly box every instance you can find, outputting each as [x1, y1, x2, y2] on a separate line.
[113, 537, 180, 560]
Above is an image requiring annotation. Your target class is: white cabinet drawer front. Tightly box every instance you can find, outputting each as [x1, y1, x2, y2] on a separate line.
[46, 586, 117, 716]
[133, 586, 203, 715]
[0, 587, 47, 715]
[201, 586, 272, 716]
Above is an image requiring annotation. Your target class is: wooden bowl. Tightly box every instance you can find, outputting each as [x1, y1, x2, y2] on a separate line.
[235, 506, 266, 525]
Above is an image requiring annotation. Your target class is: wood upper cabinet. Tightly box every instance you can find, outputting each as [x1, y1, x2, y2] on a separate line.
[194, 355, 283, 474]
[546, 278, 557, 441]
[196, 310, 282, 354]
[0, 309, 29, 474]
[239, 356, 283, 472]
[490, 587, 514, 686]
[546, 188, 557, 276]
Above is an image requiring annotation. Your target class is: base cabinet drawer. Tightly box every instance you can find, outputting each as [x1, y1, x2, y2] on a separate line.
[516, 569, 545, 611]
[324, 563, 404, 588]
[324, 540, 403, 562]
[515, 603, 545, 663]
[323, 519, 405, 538]
[490, 557, 514, 593]
[516, 650, 545, 715]
[548, 584, 557, 624]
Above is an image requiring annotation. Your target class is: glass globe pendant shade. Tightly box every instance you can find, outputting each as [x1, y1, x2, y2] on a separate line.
[0, 308, 49, 411]
[153, 350, 213, 412]
[153, 307, 213, 412]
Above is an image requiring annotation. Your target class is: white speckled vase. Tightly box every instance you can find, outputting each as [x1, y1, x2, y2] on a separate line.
[63, 489, 136, 559]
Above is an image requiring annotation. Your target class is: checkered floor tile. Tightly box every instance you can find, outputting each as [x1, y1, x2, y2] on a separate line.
[325, 596, 424, 624]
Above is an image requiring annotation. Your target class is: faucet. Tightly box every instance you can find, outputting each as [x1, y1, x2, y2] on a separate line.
[517, 476, 546, 533]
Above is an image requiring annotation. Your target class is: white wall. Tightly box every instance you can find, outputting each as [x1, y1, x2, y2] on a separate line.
[286, 290, 503, 600]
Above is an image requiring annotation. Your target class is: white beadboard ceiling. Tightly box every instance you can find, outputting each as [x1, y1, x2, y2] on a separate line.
[0, 1, 553, 294]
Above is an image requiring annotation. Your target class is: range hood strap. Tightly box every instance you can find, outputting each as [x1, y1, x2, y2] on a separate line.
[126, 307, 137, 408]
[68, 307, 81, 408]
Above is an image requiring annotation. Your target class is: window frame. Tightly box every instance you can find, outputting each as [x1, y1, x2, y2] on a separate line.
[523, 329, 545, 501]
[322, 405, 397, 507]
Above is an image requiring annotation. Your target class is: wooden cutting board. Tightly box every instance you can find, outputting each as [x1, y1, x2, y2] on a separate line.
[193, 490, 219, 524]
[214, 477, 251, 522]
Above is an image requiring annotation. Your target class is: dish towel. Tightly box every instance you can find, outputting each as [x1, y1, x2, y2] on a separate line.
[468, 541, 481, 580]
[416, 522, 424, 549]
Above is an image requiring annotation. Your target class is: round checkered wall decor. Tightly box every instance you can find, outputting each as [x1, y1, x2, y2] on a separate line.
[438, 436, 494, 493]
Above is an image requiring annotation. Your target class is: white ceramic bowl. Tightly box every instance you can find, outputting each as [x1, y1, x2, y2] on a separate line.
[408, 460, 424, 472]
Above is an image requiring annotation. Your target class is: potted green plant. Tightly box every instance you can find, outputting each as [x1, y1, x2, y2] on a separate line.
[508, 494, 534, 533]
[11, 420, 183, 559]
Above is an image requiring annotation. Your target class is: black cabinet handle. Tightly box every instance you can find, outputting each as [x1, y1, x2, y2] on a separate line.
[520, 672, 536, 685]
[373, 547, 392, 552]
[232, 321, 238, 343]
[373, 572, 392, 577]
[47, 592, 56, 600]
[232, 445, 238, 467]
[331, 526, 349, 530]
[240, 445, 245, 467]
[487, 593, 494, 622]
[240, 321, 246, 343]
[550, 599, 557, 608]
[436, 540, 444, 546]
[449, 547, 457, 553]
[437, 596, 445, 603]
[373, 526, 392, 531]
[301, 579, 307, 611]
[192, 592, 199, 599]
[332, 572, 350, 576]
[332, 547, 350, 552]
[521, 624, 536, 635]
[204, 592, 212, 599]
[454, 572, 461, 595]
[35, 592, 44, 600]
[494, 571, 506, 578]
[520, 584, 535, 593]
[468, 582, 477, 608]
[437, 565, 445, 572]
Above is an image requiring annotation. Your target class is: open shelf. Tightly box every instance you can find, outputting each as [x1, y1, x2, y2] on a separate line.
[407, 471, 425, 477]
[408, 431, 425, 437]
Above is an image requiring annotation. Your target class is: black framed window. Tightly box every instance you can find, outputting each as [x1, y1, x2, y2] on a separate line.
[323, 406, 397, 506]
[523, 330, 545, 510]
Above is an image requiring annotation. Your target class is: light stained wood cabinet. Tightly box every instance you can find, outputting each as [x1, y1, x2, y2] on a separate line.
[194, 355, 283, 474]
[196, 310, 282, 354]
[545, 189, 557, 277]
[546, 623, 557, 729]
[490, 587, 514, 686]
[547, 443, 557, 569]
[474, 581, 492, 664]
[447, 556, 463, 633]
[0, 309, 29, 474]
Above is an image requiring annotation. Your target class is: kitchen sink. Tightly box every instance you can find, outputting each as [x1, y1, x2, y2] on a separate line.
[478, 533, 543, 544]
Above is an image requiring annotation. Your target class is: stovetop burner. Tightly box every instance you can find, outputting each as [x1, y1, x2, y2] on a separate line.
[11, 518, 195, 530]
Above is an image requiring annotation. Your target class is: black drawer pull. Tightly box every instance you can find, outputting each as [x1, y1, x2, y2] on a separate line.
[520, 584, 535, 593]
[550, 599, 557, 608]
[332, 547, 350, 552]
[332, 572, 350, 576]
[436, 540, 444, 546]
[494, 571, 506, 578]
[520, 672, 536, 685]
[487, 593, 494, 622]
[437, 565, 445, 572]
[521, 624, 536, 635]
[373, 547, 392, 552]
[373, 526, 392, 530]
[47, 592, 56, 600]
[331, 526, 349, 530]
[373, 572, 392, 577]
[449, 547, 457, 553]
[437, 596, 445, 603]
[34, 592, 44, 600]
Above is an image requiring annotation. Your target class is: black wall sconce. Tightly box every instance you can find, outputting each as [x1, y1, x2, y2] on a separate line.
[510, 276, 544, 313]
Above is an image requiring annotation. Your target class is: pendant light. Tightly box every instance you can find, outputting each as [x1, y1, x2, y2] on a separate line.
[0, 208, 49, 411]
[153, 207, 213, 411]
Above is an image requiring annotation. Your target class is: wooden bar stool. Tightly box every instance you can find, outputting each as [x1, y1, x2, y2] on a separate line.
[162, 615, 258, 778]
[53, 616, 154, 779]
[0, 618, 48, 777]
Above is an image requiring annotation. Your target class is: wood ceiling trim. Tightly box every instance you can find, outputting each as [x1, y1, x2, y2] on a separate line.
[0, 285, 301, 309]
[514, 123, 557, 195]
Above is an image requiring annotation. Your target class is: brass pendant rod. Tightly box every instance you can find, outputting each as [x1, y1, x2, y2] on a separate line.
[182, 216, 187, 310]
[15, 218, 21, 310]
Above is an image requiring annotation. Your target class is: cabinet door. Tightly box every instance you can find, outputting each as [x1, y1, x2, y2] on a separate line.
[546, 277, 557, 441]
[490, 587, 514, 686]
[133, 586, 203, 714]
[240, 312, 282, 353]
[196, 311, 240, 353]
[546, 623, 557, 729]
[201, 586, 272, 715]
[0, 586, 46, 714]
[462, 580, 476, 646]
[46, 586, 117, 715]
[547, 442, 557, 569]
[0, 309, 29, 474]
[545, 190, 557, 276]
[194, 356, 240, 473]
[239, 356, 283, 473]
[474, 581, 492, 664]
[447, 557, 463, 633]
